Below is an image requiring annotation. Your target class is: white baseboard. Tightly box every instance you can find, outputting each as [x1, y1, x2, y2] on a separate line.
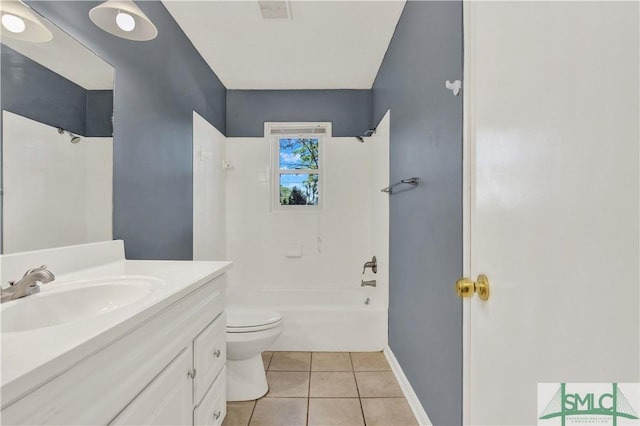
[383, 346, 432, 426]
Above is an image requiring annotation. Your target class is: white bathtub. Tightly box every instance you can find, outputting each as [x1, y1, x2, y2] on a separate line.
[226, 288, 388, 352]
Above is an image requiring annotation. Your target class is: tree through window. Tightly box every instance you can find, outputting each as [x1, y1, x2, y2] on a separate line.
[277, 137, 320, 206]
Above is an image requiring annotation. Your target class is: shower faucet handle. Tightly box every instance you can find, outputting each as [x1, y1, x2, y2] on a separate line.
[362, 256, 377, 274]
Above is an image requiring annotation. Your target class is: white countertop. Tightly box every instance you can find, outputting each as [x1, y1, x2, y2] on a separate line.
[1, 242, 232, 408]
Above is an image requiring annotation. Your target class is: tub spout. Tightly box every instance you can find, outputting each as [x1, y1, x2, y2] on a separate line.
[361, 279, 376, 287]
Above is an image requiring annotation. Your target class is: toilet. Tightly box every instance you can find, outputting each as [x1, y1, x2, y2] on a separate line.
[226, 306, 283, 401]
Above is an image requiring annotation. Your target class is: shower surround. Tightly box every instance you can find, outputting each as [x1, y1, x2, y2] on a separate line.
[224, 113, 390, 351]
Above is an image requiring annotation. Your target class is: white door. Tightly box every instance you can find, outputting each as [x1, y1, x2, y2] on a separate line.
[463, 2, 639, 424]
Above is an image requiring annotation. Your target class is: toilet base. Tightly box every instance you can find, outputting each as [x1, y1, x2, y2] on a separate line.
[227, 355, 268, 401]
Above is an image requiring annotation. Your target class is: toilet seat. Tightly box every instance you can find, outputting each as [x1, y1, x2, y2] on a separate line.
[226, 307, 282, 333]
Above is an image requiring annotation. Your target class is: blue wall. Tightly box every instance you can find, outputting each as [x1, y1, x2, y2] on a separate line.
[1, 44, 112, 137]
[372, 2, 463, 425]
[6, 4, 465, 421]
[227, 90, 371, 137]
[86, 90, 114, 137]
[28, 1, 227, 260]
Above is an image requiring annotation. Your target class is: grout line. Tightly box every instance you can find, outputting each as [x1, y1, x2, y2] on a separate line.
[350, 352, 367, 425]
[306, 352, 313, 425]
[309, 350, 312, 425]
[265, 351, 273, 371]
[246, 399, 257, 426]
[360, 396, 407, 399]
[266, 369, 312, 372]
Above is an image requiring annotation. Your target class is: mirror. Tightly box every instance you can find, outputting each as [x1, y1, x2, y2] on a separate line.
[0, 4, 114, 254]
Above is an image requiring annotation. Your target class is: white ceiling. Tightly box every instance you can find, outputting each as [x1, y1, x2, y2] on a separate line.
[162, 0, 406, 90]
[1, 13, 113, 90]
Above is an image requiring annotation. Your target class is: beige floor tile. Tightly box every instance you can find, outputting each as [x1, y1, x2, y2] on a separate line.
[265, 371, 310, 398]
[262, 352, 273, 370]
[361, 398, 418, 426]
[269, 351, 311, 371]
[350, 352, 391, 371]
[223, 401, 256, 426]
[310, 372, 359, 397]
[249, 398, 307, 426]
[355, 372, 404, 397]
[311, 352, 353, 371]
[308, 398, 364, 426]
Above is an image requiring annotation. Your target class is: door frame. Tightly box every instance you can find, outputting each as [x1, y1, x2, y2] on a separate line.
[461, 1, 473, 424]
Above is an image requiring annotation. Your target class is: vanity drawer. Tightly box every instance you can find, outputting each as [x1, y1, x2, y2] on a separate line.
[193, 367, 226, 426]
[193, 312, 226, 404]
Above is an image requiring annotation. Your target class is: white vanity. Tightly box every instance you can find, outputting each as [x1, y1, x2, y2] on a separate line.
[0, 241, 231, 425]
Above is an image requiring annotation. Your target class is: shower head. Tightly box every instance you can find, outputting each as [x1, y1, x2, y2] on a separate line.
[56, 127, 81, 143]
[356, 128, 377, 143]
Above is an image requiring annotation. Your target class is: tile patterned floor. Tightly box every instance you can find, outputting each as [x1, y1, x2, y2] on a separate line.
[223, 351, 418, 426]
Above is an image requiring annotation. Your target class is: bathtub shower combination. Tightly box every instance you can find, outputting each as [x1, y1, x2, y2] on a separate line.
[203, 114, 391, 353]
[226, 288, 388, 352]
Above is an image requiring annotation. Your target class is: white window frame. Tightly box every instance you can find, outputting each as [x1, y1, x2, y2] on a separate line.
[266, 122, 331, 211]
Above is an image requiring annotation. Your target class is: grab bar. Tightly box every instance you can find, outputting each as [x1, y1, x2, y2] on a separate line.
[381, 177, 420, 195]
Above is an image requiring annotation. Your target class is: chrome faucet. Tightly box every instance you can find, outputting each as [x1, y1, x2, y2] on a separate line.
[361, 279, 377, 287]
[1, 265, 55, 303]
[362, 256, 377, 274]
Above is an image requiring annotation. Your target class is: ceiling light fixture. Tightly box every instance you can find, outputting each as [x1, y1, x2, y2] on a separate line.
[115, 11, 135, 32]
[89, 0, 157, 41]
[2, 14, 25, 33]
[0, 1, 52, 42]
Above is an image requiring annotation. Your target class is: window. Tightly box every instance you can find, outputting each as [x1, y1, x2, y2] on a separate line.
[268, 123, 328, 209]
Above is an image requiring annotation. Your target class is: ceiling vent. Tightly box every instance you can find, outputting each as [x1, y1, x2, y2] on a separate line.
[258, 0, 292, 20]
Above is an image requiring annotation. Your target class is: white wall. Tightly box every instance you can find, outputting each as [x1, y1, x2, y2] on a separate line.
[2, 111, 112, 253]
[193, 112, 227, 261]
[370, 111, 390, 310]
[226, 121, 389, 304]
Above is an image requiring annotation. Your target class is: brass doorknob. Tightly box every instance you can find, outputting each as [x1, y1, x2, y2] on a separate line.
[455, 274, 490, 301]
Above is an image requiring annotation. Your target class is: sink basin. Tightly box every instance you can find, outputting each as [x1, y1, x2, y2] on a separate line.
[1, 276, 164, 333]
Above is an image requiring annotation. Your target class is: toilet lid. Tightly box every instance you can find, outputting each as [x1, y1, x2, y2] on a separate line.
[226, 306, 282, 331]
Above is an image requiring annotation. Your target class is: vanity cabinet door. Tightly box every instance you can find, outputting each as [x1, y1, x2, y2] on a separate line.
[193, 367, 226, 426]
[193, 312, 226, 404]
[110, 347, 192, 426]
